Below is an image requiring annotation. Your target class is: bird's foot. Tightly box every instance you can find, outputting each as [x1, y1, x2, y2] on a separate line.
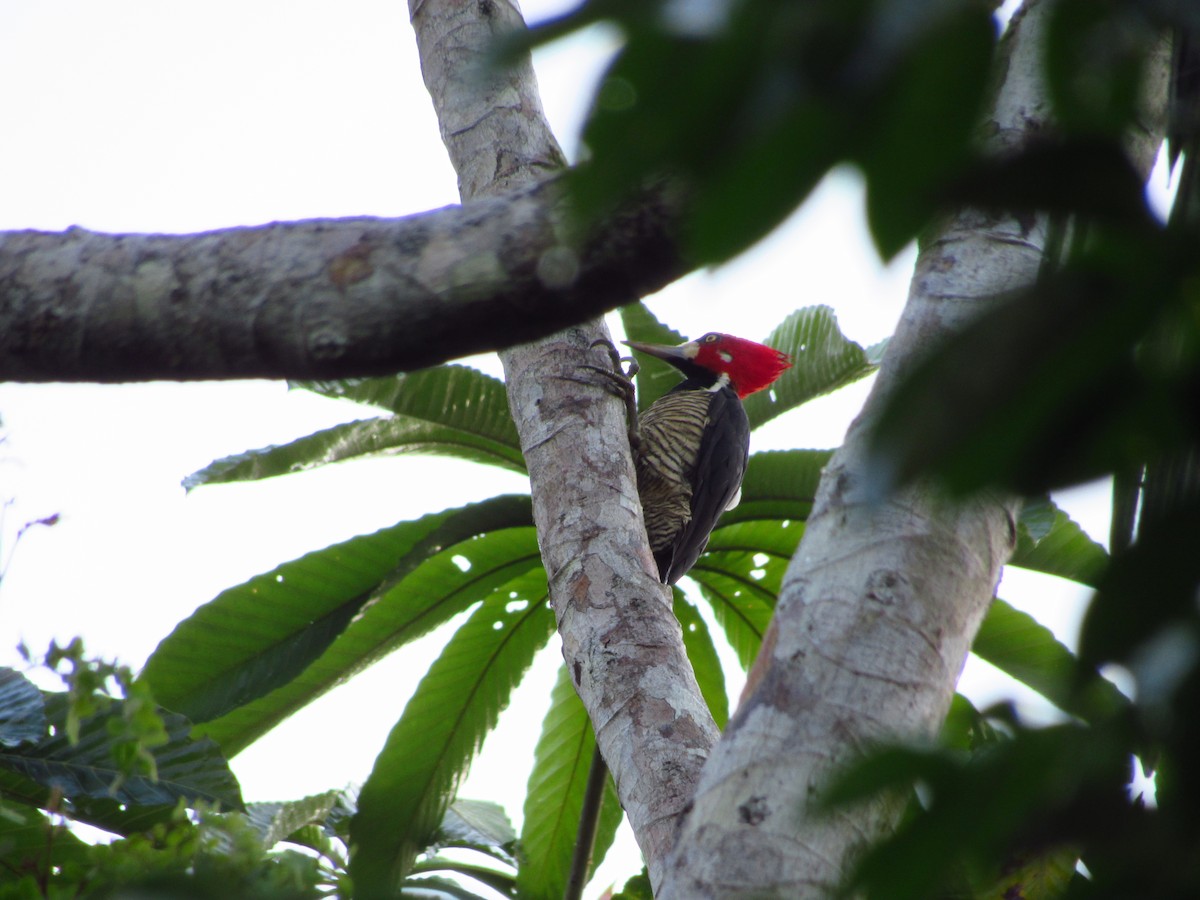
[580, 339, 641, 451]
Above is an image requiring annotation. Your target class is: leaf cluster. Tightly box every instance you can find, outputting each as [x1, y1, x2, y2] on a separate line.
[6, 0, 1199, 896]
[4, 289, 1115, 899]
[517, 0, 997, 261]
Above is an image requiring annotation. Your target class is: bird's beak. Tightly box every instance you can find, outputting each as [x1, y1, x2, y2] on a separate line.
[622, 339, 698, 363]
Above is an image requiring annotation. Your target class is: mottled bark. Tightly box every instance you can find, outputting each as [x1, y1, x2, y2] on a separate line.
[657, 3, 1170, 897]
[408, 0, 718, 887]
[0, 179, 684, 383]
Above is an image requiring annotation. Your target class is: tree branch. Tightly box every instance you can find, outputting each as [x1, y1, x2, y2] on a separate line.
[0, 177, 685, 383]
[657, 2, 1171, 896]
[408, 0, 718, 889]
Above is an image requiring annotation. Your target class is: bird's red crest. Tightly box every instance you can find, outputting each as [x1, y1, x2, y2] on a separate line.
[694, 333, 792, 399]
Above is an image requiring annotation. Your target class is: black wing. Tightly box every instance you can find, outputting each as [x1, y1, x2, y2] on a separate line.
[659, 385, 750, 583]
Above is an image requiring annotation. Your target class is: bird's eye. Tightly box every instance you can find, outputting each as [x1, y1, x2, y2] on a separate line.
[703, 334, 719, 343]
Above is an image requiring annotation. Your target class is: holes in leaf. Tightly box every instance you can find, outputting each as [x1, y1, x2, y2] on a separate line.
[452, 554, 471, 572]
[505, 599, 529, 613]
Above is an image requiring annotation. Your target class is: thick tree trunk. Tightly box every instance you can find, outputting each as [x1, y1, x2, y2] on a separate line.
[657, 3, 1170, 897]
[407, 0, 719, 887]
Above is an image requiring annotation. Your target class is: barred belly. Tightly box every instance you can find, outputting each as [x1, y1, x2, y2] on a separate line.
[634, 390, 713, 553]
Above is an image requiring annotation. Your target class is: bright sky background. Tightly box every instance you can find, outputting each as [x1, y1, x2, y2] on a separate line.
[0, 1, 1128, 895]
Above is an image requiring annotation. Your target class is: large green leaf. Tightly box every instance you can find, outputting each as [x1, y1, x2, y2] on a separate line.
[683, 449, 824, 668]
[825, 723, 1129, 900]
[434, 798, 517, 859]
[414, 800, 519, 898]
[0, 694, 241, 835]
[0, 669, 47, 747]
[686, 96, 842, 264]
[517, 664, 623, 900]
[722, 449, 830, 527]
[1009, 497, 1108, 588]
[1080, 498, 1200, 670]
[197, 523, 544, 756]
[973, 599, 1129, 723]
[865, 225, 1197, 497]
[140, 495, 534, 733]
[349, 568, 555, 898]
[674, 592, 729, 728]
[857, 5, 994, 257]
[184, 365, 524, 488]
[744, 306, 876, 430]
[690, 524, 793, 670]
[244, 788, 356, 848]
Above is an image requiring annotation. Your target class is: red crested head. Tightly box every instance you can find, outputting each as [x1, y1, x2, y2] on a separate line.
[624, 332, 792, 399]
[690, 333, 792, 398]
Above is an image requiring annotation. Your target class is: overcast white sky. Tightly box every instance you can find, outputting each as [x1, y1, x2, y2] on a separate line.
[0, 1, 1126, 894]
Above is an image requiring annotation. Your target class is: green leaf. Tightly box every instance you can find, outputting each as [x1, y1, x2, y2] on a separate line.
[674, 592, 729, 728]
[396, 874, 498, 900]
[1009, 498, 1108, 588]
[865, 226, 1199, 497]
[566, 4, 858, 265]
[722, 449, 829, 527]
[829, 724, 1129, 900]
[683, 449, 824, 667]
[198, 521, 544, 756]
[1081, 498, 1200, 670]
[858, 5, 994, 257]
[744, 307, 875, 429]
[517, 665, 623, 900]
[690, 521, 794, 669]
[972, 846, 1078, 900]
[245, 788, 356, 848]
[185, 365, 523, 488]
[973, 599, 1129, 723]
[687, 97, 841, 263]
[611, 869, 654, 900]
[140, 495, 534, 740]
[940, 693, 1004, 753]
[0, 694, 241, 835]
[946, 137, 1153, 225]
[437, 798, 517, 855]
[0, 669, 47, 747]
[349, 568, 555, 897]
[409, 862, 516, 899]
[1045, 0, 1157, 139]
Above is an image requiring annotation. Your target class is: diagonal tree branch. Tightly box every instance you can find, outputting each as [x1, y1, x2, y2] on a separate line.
[657, 2, 1171, 896]
[408, 0, 718, 889]
[0, 178, 685, 383]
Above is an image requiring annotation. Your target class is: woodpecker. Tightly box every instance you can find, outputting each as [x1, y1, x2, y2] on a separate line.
[621, 333, 791, 584]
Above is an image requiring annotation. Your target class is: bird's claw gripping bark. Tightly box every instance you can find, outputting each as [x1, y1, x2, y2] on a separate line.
[581, 339, 641, 452]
